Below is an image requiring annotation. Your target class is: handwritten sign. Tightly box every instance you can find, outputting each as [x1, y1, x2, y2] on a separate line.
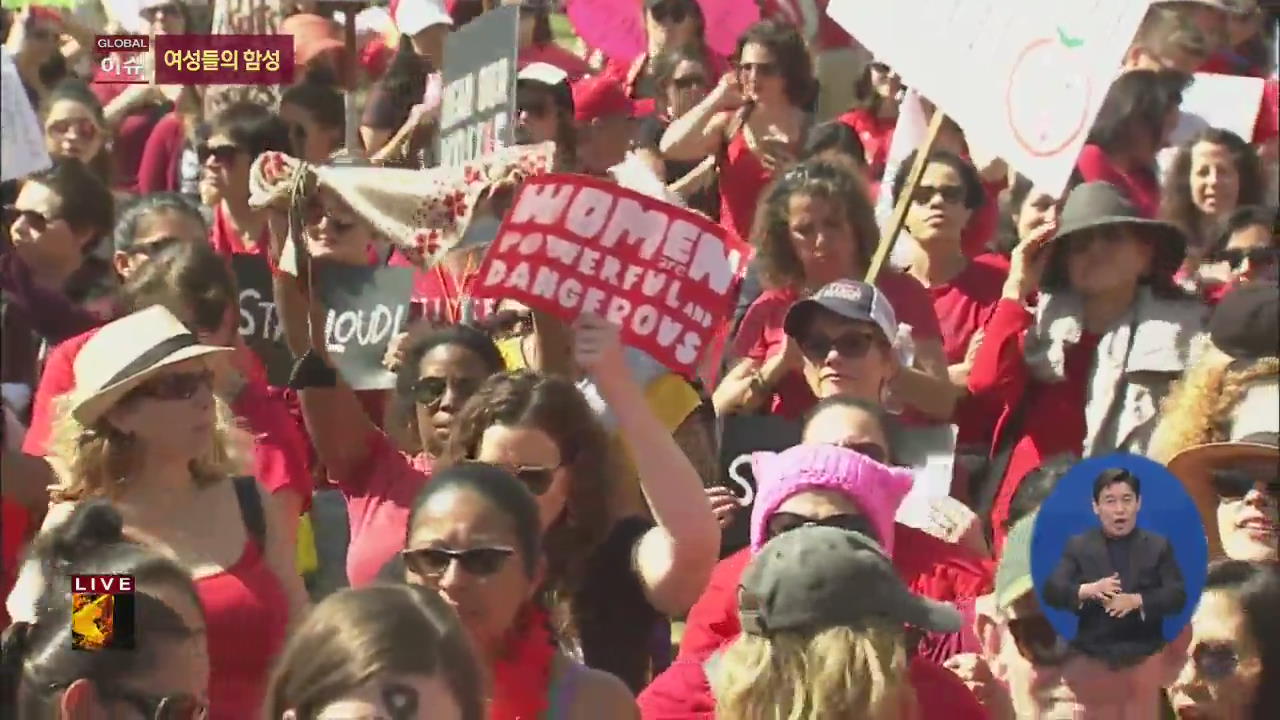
[232, 255, 293, 387]
[471, 174, 752, 375]
[154, 34, 294, 86]
[438, 5, 518, 166]
[828, 0, 1148, 197]
[315, 263, 414, 391]
[0, 48, 52, 182]
[891, 423, 959, 531]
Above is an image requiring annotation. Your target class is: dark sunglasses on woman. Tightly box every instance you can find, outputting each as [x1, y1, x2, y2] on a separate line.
[650, 0, 688, 24]
[1209, 467, 1279, 500]
[1007, 614, 1073, 666]
[911, 184, 965, 206]
[1, 205, 55, 233]
[672, 74, 708, 91]
[737, 61, 779, 77]
[401, 545, 515, 578]
[196, 143, 241, 165]
[128, 371, 214, 403]
[411, 375, 482, 408]
[765, 511, 877, 542]
[103, 690, 208, 720]
[47, 118, 99, 139]
[1216, 247, 1279, 272]
[799, 329, 881, 363]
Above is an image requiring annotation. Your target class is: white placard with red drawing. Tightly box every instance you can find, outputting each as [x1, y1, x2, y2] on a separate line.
[828, 0, 1149, 197]
[471, 174, 752, 376]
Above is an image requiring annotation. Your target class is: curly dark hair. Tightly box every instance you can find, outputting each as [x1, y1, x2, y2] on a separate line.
[890, 149, 986, 210]
[751, 157, 880, 290]
[732, 19, 815, 109]
[1159, 128, 1265, 251]
[390, 325, 505, 445]
[439, 370, 617, 639]
[1203, 559, 1280, 720]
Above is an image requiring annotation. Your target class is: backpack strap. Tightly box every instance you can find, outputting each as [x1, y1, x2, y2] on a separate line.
[232, 476, 267, 551]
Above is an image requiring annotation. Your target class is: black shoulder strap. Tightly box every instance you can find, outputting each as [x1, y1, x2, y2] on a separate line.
[232, 476, 267, 550]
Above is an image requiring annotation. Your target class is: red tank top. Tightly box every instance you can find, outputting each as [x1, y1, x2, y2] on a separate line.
[718, 128, 774, 242]
[195, 540, 289, 719]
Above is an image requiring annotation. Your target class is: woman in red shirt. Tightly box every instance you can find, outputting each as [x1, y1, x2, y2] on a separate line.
[837, 60, 901, 182]
[712, 157, 952, 422]
[1075, 69, 1190, 219]
[200, 103, 291, 257]
[660, 19, 814, 242]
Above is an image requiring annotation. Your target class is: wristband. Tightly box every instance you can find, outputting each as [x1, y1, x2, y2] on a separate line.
[287, 350, 338, 390]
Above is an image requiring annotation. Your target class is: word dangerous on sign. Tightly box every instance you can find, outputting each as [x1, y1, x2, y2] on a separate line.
[472, 174, 751, 374]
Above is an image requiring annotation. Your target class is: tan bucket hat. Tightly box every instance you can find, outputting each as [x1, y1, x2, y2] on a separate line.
[70, 306, 232, 426]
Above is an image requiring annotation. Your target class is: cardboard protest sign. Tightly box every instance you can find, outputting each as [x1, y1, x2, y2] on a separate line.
[232, 255, 293, 387]
[1, 48, 52, 183]
[437, 4, 518, 167]
[718, 415, 803, 556]
[314, 262, 414, 391]
[470, 174, 752, 376]
[829, 0, 1148, 197]
[890, 423, 959, 531]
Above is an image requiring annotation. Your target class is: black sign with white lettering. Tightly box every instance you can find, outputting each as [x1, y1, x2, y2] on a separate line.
[314, 262, 414, 390]
[437, 5, 518, 166]
[718, 415, 803, 556]
[232, 254, 293, 387]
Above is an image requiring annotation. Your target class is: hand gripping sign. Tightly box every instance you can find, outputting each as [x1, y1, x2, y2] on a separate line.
[471, 175, 752, 375]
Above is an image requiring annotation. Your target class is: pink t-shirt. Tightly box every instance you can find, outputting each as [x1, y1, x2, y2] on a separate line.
[337, 430, 433, 587]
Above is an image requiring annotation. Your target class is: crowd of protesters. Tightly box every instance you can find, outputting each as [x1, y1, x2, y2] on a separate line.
[2, 1, 1278, 719]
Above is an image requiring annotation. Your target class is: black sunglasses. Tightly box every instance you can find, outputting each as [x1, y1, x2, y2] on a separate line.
[765, 511, 877, 542]
[197, 143, 242, 165]
[411, 376, 482, 408]
[650, 1, 689, 24]
[1008, 614, 1073, 666]
[1209, 468, 1279, 500]
[737, 61, 779, 77]
[1192, 642, 1240, 680]
[127, 371, 213, 403]
[2, 205, 56, 233]
[1217, 247, 1279, 271]
[401, 546, 515, 578]
[472, 460, 561, 496]
[672, 74, 707, 90]
[102, 689, 208, 720]
[799, 330, 881, 363]
[911, 184, 966, 206]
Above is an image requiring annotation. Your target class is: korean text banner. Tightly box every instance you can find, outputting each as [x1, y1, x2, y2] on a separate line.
[154, 34, 293, 86]
[471, 174, 752, 375]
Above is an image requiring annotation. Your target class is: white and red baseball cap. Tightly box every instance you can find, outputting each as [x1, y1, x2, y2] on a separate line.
[390, 0, 453, 36]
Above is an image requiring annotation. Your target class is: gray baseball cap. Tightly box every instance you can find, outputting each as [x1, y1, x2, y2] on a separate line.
[739, 526, 963, 636]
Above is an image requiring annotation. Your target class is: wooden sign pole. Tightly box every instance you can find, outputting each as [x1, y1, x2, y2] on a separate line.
[865, 110, 946, 284]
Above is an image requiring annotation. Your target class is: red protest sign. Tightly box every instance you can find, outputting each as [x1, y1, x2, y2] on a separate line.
[472, 174, 751, 375]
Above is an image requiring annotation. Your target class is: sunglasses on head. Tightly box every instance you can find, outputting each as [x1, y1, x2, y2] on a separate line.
[1007, 614, 1073, 666]
[737, 61, 779, 77]
[401, 545, 515, 578]
[102, 689, 208, 720]
[1210, 467, 1279, 500]
[765, 511, 877, 541]
[799, 329, 881, 363]
[1216, 247, 1279, 271]
[47, 118, 99, 139]
[672, 74, 707, 91]
[411, 376, 482, 407]
[2, 205, 56, 233]
[650, 1, 689, 24]
[127, 371, 213, 403]
[196, 143, 242, 165]
[1192, 642, 1240, 681]
[912, 184, 965, 206]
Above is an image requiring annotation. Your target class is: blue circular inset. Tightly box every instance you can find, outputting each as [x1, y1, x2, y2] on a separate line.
[1030, 453, 1208, 650]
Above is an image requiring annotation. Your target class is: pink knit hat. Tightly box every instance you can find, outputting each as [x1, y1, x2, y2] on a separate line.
[749, 444, 914, 556]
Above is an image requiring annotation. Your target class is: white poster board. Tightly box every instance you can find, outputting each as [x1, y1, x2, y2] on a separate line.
[828, 0, 1149, 198]
[1, 48, 52, 183]
[1171, 73, 1266, 145]
[890, 422, 959, 530]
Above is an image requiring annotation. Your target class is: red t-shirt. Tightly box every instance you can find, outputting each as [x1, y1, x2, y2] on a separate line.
[90, 77, 164, 194]
[925, 254, 1009, 444]
[337, 430, 433, 587]
[1075, 144, 1160, 219]
[837, 108, 896, 179]
[733, 271, 944, 420]
[718, 127, 773, 244]
[209, 203, 271, 258]
[137, 110, 185, 194]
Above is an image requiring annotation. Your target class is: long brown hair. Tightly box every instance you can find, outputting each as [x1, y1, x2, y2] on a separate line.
[1159, 128, 1264, 251]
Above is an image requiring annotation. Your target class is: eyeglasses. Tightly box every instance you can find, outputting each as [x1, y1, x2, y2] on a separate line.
[479, 461, 561, 496]
[127, 371, 213, 403]
[650, 1, 689, 24]
[1209, 468, 1279, 500]
[911, 184, 966, 206]
[737, 61, 779, 77]
[103, 689, 209, 720]
[411, 375, 482, 408]
[2, 205, 57, 233]
[1217, 247, 1279, 271]
[1192, 642, 1240, 680]
[1007, 614, 1073, 666]
[47, 118, 99, 140]
[196, 143, 242, 166]
[798, 330, 881, 363]
[401, 545, 515, 578]
[765, 511, 877, 541]
[671, 74, 707, 91]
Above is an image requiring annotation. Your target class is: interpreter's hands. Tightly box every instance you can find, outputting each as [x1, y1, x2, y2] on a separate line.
[1079, 573, 1122, 603]
[943, 654, 1016, 720]
[1002, 219, 1058, 301]
[1104, 592, 1143, 618]
[705, 486, 740, 528]
[710, 72, 747, 112]
[572, 314, 628, 379]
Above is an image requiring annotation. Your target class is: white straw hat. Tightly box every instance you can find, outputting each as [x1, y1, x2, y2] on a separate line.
[71, 306, 232, 426]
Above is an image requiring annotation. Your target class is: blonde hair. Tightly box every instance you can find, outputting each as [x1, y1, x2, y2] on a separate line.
[1150, 353, 1280, 463]
[711, 622, 915, 720]
[48, 390, 242, 502]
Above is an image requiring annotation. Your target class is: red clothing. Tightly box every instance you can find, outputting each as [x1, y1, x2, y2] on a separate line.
[837, 108, 896, 179]
[678, 526, 993, 667]
[337, 430, 433, 587]
[519, 43, 592, 81]
[22, 328, 312, 508]
[137, 111, 185, 194]
[961, 178, 1006, 258]
[718, 127, 773, 244]
[1254, 78, 1279, 146]
[90, 78, 162, 193]
[966, 299, 1099, 552]
[0, 498, 32, 630]
[1074, 144, 1160, 219]
[733, 272, 944, 420]
[925, 254, 1009, 444]
[209, 204, 271, 258]
[408, 260, 496, 326]
[196, 541, 289, 720]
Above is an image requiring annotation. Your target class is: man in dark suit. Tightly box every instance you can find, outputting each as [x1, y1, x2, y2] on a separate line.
[1042, 469, 1187, 667]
